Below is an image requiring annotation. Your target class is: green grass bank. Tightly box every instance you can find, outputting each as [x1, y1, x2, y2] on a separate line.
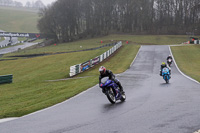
[171, 45, 200, 82]
[4, 34, 188, 57]
[0, 6, 39, 33]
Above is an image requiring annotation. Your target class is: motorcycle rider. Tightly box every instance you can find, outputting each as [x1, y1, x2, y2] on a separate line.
[160, 62, 171, 76]
[99, 66, 124, 94]
[166, 55, 173, 66]
[167, 55, 173, 61]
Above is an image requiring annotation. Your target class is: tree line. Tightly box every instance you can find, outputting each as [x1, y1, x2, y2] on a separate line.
[37, 0, 200, 42]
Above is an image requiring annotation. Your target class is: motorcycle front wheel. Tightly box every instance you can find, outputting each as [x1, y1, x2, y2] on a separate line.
[106, 87, 116, 104]
[164, 75, 169, 83]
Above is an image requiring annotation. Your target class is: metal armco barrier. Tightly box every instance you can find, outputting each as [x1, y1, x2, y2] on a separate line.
[0, 74, 13, 84]
[69, 41, 122, 77]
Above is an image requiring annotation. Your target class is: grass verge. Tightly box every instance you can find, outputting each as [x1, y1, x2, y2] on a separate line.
[102, 34, 189, 45]
[0, 37, 5, 41]
[171, 45, 200, 82]
[3, 39, 114, 57]
[3, 34, 188, 57]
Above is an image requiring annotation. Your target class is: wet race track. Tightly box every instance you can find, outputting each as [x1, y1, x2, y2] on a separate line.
[0, 42, 38, 55]
[0, 45, 200, 133]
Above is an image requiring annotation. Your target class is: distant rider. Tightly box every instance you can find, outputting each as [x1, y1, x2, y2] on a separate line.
[167, 55, 173, 61]
[160, 62, 171, 76]
[99, 66, 124, 94]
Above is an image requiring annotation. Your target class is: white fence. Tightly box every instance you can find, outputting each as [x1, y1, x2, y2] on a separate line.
[69, 41, 122, 77]
[194, 40, 200, 44]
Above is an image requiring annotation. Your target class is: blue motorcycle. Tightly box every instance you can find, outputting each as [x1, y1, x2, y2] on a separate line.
[100, 77, 126, 104]
[162, 67, 171, 83]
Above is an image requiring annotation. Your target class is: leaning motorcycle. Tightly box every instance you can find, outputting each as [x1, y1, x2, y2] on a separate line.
[162, 67, 171, 83]
[100, 77, 126, 104]
[167, 58, 172, 67]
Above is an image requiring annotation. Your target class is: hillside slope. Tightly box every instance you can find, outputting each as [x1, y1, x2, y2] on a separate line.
[0, 6, 39, 33]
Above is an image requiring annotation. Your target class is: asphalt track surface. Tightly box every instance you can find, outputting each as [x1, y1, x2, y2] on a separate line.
[0, 37, 10, 47]
[0, 45, 200, 133]
[0, 37, 18, 47]
[0, 30, 18, 47]
[0, 42, 38, 55]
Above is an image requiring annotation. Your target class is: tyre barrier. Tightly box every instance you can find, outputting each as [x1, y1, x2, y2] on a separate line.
[69, 41, 122, 77]
[0, 74, 13, 84]
[0, 44, 7, 48]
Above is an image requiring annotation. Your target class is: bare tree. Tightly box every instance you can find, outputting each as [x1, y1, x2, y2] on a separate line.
[25, 1, 31, 8]
[37, 0, 200, 42]
[34, 0, 45, 9]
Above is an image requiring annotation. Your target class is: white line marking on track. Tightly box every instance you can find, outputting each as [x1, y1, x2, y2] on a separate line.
[0, 117, 18, 123]
[130, 46, 142, 68]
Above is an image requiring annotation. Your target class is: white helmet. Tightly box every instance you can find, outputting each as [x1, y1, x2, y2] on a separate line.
[99, 66, 106, 74]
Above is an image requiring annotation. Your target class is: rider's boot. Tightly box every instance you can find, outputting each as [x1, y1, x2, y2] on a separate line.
[102, 88, 105, 93]
[117, 82, 125, 94]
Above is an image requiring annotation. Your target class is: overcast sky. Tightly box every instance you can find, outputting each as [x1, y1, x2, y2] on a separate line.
[15, 0, 57, 6]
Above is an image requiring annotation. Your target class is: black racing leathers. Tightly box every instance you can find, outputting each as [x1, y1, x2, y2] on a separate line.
[99, 70, 123, 92]
[160, 64, 167, 71]
[160, 64, 171, 76]
[167, 56, 173, 60]
[99, 70, 114, 83]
